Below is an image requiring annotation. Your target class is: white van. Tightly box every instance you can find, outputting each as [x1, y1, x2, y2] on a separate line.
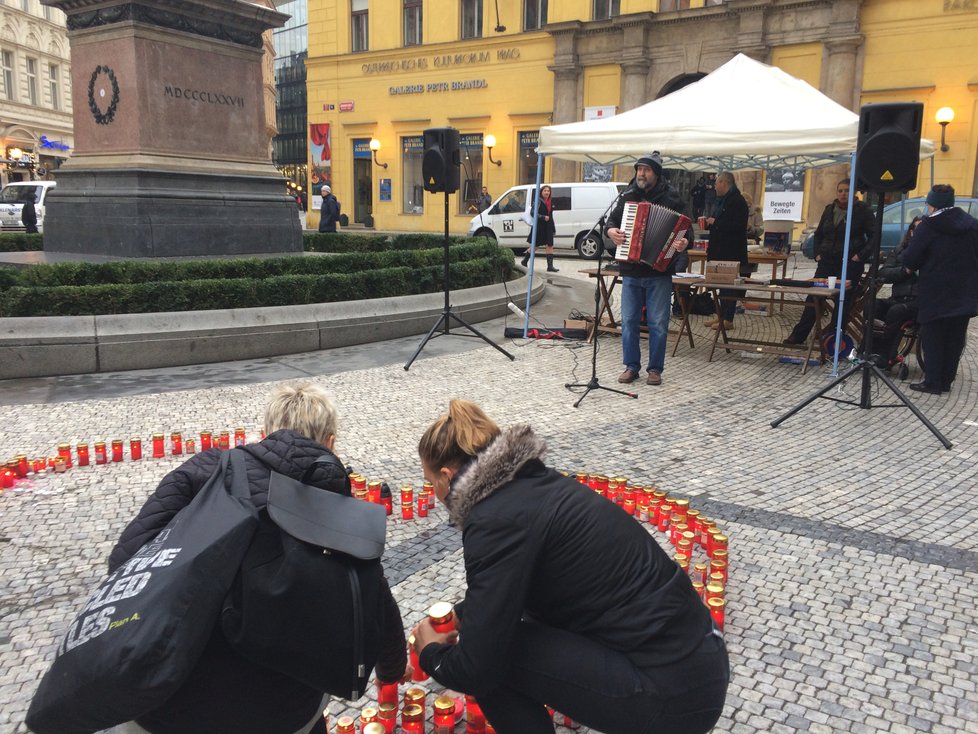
[467, 181, 627, 258]
[0, 180, 57, 233]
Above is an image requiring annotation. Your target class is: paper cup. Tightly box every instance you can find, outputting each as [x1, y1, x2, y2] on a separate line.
[827, 276, 837, 289]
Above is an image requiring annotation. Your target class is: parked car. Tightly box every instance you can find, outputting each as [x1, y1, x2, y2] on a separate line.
[802, 195, 978, 259]
[467, 181, 627, 258]
[0, 181, 57, 233]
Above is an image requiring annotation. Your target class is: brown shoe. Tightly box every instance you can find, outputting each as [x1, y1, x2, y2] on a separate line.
[703, 318, 718, 327]
[618, 369, 639, 384]
[646, 371, 662, 386]
[712, 320, 735, 331]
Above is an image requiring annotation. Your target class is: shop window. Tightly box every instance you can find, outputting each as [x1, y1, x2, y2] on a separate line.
[461, 0, 482, 39]
[524, 0, 547, 30]
[1, 51, 13, 101]
[518, 130, 539, 185]
[25, 57, 37, 105]
[402, 135, 424, 215]
[48, 63, 59, 110]
[404, 0, 422, 46]
[593, 0, 619, 20]
[352, 0, 368, 52]
[458, 133, 484, 215]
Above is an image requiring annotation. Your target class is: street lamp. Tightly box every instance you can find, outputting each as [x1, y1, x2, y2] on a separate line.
[935, 107, 954, 152]
[369, 138, 388, 168]
[484, 134, 502, 166]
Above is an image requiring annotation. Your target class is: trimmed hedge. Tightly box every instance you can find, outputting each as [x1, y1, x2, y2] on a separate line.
[0, 241, 515, 317]
[0, 233, 44, 252]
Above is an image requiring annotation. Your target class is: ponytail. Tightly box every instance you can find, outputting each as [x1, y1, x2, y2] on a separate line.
[418, 399, 501, 471]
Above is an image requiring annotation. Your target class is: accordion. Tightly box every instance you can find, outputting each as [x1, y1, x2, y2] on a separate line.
[616, 201, 692, 272]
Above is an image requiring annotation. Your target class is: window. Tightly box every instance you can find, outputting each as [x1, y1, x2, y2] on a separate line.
[518, 130, 539, 184]
[523, 0, 547, 30]
[21, 0, 29, 11]
[403, 0, 422, 46]
[458, 133, 484, 216]
[352, 0, 369, 51]
[658, 0, 690, 9]
[48, 63, 59, 110]
[592, 0, 619, 20]
[26, 57, 37, 105]
[461, 0, 482, 39]
[401, 136, 424, 215]
[1, 51, 13, 101]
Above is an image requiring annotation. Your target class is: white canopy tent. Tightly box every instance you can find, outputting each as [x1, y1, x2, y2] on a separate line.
[524, 53, 934, 373]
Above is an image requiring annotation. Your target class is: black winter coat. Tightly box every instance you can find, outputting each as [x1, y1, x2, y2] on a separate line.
[526, 193, 556, 246]
[419, 425, 712, 698]
[813, 198, 877, 265]
[877, 239, 918, 303]
[109, 430, 406, 734]
[707, 188, 749, 266]
[900, 207, 978, 324]
[605, 178, 691, 278]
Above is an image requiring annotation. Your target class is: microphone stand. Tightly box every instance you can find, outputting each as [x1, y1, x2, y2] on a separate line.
[566, 185, 640, 407]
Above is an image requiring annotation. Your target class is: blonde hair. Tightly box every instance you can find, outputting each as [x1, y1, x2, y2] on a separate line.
[418, 399, 501, 471]
[264, 382, 338, 446]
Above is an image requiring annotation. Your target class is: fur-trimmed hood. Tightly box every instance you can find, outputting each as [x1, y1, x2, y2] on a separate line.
[444, 424, 547, 528]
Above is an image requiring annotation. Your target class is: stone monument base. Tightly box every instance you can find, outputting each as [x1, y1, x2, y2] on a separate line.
[44, 164, 302, 258]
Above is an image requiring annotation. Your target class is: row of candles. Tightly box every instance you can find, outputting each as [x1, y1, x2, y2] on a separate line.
[573, 472, 729, 631]
[331, 602, 577, 734]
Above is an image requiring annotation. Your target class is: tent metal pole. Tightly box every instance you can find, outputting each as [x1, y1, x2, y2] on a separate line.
[522, 153, 545, 337]
[831, 153, 859, 376]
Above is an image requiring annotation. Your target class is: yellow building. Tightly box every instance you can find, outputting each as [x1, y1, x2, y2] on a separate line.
[306, 0, 978, 234]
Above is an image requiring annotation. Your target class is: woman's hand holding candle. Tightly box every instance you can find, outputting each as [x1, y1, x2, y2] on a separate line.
[411, 618, 459, 653]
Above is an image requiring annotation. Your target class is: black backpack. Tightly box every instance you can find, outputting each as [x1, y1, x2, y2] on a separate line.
[221, 454, 387, 700]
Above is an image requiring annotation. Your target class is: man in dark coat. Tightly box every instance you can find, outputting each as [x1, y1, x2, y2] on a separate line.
[691, 176, 707, 219]
[784, 179, 877, 345]
[21, 190, 38, 233]
[605, 152, 691, 386]
[869, 216, 921, 369]
[318, 185, 340, 233]
[900, 184, 978, 394]
[704, 171, 749, 330]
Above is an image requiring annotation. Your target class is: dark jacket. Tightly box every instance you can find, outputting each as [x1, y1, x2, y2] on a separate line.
[813, 198, 877, 265]
[605, 178, 692, 278]
[21, 197, 38, 233]
[419, 425, 713, 697]
[109, 430, 406, 734]
[877, 239, 918, 303]
[707, 187, 749, 266]
[900, 207, 978, 324]
[527, 193, 556, 246]
[318, 193, 340, 232]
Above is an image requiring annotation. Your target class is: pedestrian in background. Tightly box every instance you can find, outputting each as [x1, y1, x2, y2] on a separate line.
[412, 399, 729, 734]
[704, 172, 749, 331]
[21, 190, 38, 234]
[477, 186, 492, 212]
[318, 185, 341, 233]
[901, 185, 978, 394]
[521, 184, 558, 272]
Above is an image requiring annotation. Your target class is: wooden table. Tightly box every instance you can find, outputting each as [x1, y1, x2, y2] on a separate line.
[579, 268, 694, 349]
[686, 249, 790, 311]
[672, 277, 845, 374]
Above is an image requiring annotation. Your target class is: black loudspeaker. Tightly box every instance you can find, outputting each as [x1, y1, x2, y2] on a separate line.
[422, 127, 460, 193]
[855, 102, 923, 192]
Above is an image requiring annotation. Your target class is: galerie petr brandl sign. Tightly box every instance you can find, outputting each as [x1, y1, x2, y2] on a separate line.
[361, 47, 520, 96]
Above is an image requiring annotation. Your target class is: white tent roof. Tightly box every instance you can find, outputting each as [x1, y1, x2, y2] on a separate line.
[537, 54, 935, 172]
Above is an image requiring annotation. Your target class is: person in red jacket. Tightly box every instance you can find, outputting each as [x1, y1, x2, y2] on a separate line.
[411, 400, 729, 734]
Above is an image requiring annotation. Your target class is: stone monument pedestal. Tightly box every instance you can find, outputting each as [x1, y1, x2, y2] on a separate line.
[42, 0, 300, 258]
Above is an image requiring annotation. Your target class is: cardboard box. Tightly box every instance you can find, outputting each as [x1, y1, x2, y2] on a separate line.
[564, 319, 588, 330]
[705, 260, 740, 283]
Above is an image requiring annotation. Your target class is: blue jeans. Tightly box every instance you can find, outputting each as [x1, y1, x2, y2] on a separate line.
[621, 275, 673, 374]
[477, 621, 729, 734]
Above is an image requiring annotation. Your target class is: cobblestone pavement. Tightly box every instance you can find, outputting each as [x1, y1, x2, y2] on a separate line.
[2, 258, 977, 734]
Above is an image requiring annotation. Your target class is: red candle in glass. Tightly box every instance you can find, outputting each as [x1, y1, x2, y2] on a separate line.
[171, 432, 183, 456]
[686, 509, 701, 536]
[382, 493, 393, 516]
[0, 469, 13, 489]
[335, 715, 355, 733]
[31, 458, 44, 474]
[377, 702, 397, 734]
[57, 443, 73, 469]
[94, 442, 108, 465]
[465, 694, 486, 733]
[219, 431, 230, 450]
[359, 706, 378, 732]
[708, 597, 725, 630]
[75, 444, 89, 467]
[417, 494, 429, 518]
[408, 634, 428, 681]
[234, 427, 246, 447]
[657, 503, 672, 532]
[711, 533, 728, 559]
[200, 431, 212, 450]
[401, 704, 424, 733]
[428, 601, 455, 633]
[151, 433, 164, 458]
[15, 454, 28, 477]
[622, 498, 636, 515]
[367, 480, 382, 504]
[401, 486, 414, 520]
[130, 438, 142, 461]
[433, 697, 455, 734]
[363, 723, 386, 734]
[185, 438, 196, 454]
[54, 457, 67, 473]
[423, 480, 435, 506]
[692, 580, 705, 600]
[705, 582, 724, 602]
[377, 680, 399, 708]
[111, 440, 124, 462]
[575, 471, 588, 485]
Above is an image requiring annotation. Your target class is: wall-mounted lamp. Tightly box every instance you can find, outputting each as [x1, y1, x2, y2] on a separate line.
[8, 147, 23, 160]
[369, 138, 388, 168]
[935, 107, 954, 152]
[484, 134, 502, 166]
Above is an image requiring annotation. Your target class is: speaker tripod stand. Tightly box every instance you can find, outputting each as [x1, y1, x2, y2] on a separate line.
[404, 190, 514, 370]
[771, 191, 951, 449]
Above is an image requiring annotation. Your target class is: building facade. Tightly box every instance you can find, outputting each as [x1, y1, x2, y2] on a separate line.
[0, 0, 73, 187]
[273, 0, 310, 199]
[306, 0, 978, 234]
